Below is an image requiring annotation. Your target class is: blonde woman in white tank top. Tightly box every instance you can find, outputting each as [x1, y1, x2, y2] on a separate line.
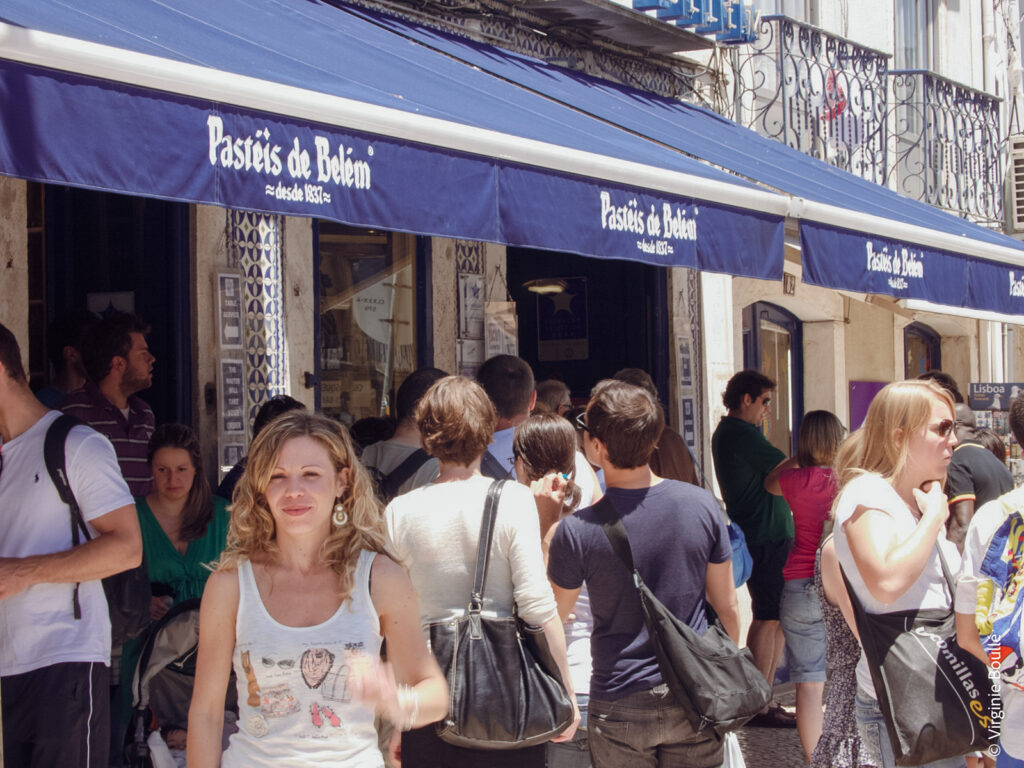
[187, 412, 447, 768]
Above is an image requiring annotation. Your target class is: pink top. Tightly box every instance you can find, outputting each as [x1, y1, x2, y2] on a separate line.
[779, 466, 837, 581]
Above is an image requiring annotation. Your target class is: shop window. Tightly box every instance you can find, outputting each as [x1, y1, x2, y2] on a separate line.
[743, 302, 803, 455]
[904, 322, 941, 378]
[316, 223, 416, 426]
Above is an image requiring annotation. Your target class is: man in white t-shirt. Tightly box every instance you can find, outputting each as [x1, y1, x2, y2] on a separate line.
[0, 322, 142, 768]
[956, 394, 1024, 766]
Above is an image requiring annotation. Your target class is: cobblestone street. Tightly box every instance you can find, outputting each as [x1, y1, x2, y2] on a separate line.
[734, 684, 807, 767]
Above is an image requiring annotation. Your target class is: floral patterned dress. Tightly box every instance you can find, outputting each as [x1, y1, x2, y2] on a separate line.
[811, 547, 879, 768]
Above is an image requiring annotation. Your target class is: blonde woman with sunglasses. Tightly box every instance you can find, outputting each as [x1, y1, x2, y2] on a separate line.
[831, 379, 964, 768]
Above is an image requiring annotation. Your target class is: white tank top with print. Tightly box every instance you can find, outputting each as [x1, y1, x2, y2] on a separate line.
[221, 551, 384, 768]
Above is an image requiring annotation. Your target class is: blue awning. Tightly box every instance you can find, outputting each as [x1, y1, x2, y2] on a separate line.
[0, 0, 786, 278]
[342, 3, 1024, 316]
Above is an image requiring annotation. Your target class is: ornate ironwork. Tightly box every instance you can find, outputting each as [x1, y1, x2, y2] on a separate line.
[730, 15, 890, 184]
[888, 70, 1003, 226]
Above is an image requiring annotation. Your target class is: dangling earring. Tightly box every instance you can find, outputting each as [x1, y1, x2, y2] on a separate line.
[332, 500, 348, 527]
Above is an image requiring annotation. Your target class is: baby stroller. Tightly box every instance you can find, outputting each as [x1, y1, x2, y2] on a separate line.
[123, 599, 216, 768]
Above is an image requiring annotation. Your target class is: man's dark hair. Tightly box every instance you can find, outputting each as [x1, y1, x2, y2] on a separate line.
[0, 322, 27, 382]
[917, 370, 964, 404]
[253, 394, 305, 438]
[1009, 396, 1024, 448]
[586, 379, 664, 469]
[613, 367, 658, 399]
[395, 368, 448, 423]
[722, 369, 775, 411]
[476, 355, 535, 420]
[46, 310, 100, 370]
[81, 312, 150, 382]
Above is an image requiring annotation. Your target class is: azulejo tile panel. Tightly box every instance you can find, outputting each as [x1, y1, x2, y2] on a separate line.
[228, 210, 289, 429]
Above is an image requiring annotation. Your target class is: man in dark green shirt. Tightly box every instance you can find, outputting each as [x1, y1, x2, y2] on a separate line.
[712, 369, 795, 727]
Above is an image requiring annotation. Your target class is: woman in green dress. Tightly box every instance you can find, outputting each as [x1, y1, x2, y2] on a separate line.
[138, 423, 230, 613]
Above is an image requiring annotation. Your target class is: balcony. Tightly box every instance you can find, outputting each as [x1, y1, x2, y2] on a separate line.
[729, 15, 890, 185]
[729, 16, 1004, 227]
[889, 70, 1003, 226]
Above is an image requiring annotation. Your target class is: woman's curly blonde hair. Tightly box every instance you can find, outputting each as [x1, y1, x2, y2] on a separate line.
[219, 410, 387, 601]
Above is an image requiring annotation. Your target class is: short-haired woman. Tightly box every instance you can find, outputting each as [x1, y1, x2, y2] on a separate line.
[831, 380, 963, 768]
[187, 411, 447, 767]
[765, 410, 845, 761]
[385, 376, 579, 768]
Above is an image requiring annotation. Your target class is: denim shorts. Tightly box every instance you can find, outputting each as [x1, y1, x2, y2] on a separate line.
[779, 577, 826, 683]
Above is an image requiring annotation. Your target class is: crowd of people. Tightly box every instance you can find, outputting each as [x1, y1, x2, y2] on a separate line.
[2, 311, 1023, 768]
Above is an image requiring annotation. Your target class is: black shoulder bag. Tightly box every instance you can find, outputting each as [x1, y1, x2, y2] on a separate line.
[427, 479, 574, 749]
[595, 496, 771, 740]
[840, 546, 997, 765]
[45, 414, 152, 646]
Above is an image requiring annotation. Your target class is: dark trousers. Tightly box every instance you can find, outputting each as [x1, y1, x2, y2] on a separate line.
[2, 661, 110, 768]
[401, 724, 546, 768]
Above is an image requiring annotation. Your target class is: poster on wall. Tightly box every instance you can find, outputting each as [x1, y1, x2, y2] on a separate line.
[220, 360, 246, 434]
[537, 277, 588, 362]
[485, 301, 518, 358]
[457, 339, 485, 378]
[676, 336, 693, 388]
[968, 383, 1024, 411]
[681, 398, 696, 448]
[458, 274, 485, 339]
[216, 273, 244, 349]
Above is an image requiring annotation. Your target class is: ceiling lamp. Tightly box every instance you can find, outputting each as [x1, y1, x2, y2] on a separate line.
[523, 278, 567, 295]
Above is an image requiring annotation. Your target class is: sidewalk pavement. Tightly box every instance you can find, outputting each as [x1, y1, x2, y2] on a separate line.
[735, 682, 808, 767]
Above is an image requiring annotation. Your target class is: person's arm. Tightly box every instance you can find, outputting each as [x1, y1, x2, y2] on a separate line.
[947, 499, 974, 552]
[359, 556, 447, 730]
[186, 569, 239, 768]
[764, 457, 799, 496]
[956, 612, 989, 665]
[705, 559, 740, 644]
[538, 613, 580, 743]
[819, 537, 859, 641]
[552, 584, 582, 623]
[843, 481, 948, 604]
[0, 503, 142, 600]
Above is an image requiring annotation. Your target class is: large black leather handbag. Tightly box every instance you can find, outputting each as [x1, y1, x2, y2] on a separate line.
[428, 480, 574, 750]
[595, 497, 771, 740]
[841, 547, 998, 766]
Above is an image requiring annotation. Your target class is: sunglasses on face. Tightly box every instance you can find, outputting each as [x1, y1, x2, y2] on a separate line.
[930, 419, 955, 438]
[574, 413, 589, 433]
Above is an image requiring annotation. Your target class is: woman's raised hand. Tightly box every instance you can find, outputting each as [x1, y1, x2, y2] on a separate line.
[912, 480, 950, 526]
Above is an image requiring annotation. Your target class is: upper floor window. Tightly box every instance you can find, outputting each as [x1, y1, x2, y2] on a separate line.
[752, 0, 812, 19]
[895, 0, 933, 70]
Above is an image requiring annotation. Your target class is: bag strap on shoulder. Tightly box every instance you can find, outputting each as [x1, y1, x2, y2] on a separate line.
[480, 451, 513, 480]
[380, 448, 429, 500]
[593, 495, 641, 584]
[470, 479, 506, 612]
[43, 413, 90, 619]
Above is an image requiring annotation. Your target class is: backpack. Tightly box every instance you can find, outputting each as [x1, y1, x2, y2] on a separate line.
[44, 414, 152, 646]
[480, 451, 514, 481]
[369, 448, 431, 504]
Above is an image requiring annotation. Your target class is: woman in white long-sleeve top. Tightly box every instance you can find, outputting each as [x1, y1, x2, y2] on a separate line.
[384, 375, 579, 768]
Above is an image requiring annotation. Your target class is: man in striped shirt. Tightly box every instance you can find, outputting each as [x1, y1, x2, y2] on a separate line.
[60, 313, 156, 497]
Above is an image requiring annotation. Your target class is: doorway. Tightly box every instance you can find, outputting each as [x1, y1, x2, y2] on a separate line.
[506, 249, 669, 407]
[743, 301, 803, 454]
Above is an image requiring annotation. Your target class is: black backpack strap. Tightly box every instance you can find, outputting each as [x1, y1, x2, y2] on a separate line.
[592, 495, 640, 580]
[43, 414, 91, 619]
[469, 480, 506, 613]
[380, 448, 430, 500]
[480, 451, 514, 480]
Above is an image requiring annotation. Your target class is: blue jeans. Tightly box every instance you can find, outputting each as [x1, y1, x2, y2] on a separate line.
[588, 685, 722, 768]
[854, 688, 967, 768]
[547, 694, 590, 768]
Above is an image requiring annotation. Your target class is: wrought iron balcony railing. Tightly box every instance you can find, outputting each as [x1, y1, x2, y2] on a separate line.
[729, 15, 890, 185]
[888, 70, 1003, 226]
